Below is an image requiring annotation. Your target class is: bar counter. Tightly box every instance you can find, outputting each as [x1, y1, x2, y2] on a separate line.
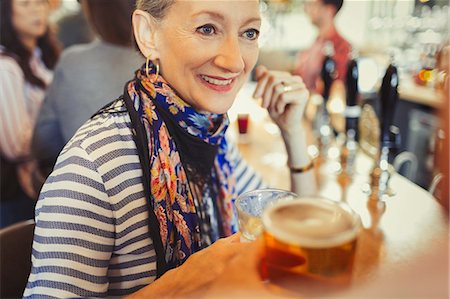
[227, 83, 449, 297]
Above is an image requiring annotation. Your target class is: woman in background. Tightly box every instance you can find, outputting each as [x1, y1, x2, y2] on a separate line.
[0, 0, 60, 227]
[32, 0, 143, 180]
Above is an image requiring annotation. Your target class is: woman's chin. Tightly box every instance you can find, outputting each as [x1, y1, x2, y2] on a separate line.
[201, 101, 234, 115]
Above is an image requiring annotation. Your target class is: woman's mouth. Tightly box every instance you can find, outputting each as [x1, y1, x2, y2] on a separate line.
[199, 75, 235, 92]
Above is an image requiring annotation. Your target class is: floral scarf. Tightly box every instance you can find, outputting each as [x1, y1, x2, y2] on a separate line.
[126, 63, 238, 269]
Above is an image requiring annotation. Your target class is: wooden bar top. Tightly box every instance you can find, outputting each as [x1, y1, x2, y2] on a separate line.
[228, 83, 449, 297]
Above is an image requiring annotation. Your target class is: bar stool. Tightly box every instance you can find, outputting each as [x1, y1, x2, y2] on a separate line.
[0, 219, 35, 298]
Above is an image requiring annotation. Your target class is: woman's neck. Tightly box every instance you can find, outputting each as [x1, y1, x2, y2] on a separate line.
[19, 35, 38, 52]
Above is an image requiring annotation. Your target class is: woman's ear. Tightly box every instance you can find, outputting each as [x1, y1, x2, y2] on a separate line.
[132, 9, 160, 59]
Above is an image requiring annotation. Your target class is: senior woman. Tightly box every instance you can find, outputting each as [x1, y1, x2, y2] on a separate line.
[24, 0, 315, 297]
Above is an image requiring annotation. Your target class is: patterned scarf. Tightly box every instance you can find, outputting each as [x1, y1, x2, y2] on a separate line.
[126, 63, 238, 269]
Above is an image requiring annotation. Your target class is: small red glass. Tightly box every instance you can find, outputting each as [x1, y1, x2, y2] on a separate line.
[237, 114, 249, 134]
[237, 113, 250, 143]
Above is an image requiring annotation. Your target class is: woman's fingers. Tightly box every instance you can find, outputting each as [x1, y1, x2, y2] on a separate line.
[270, 81, 307, 114]
[254, 66, 308, 114]
[253, 65, 292, 109]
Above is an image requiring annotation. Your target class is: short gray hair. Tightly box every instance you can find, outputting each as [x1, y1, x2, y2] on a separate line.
[135, 0, 176, 20]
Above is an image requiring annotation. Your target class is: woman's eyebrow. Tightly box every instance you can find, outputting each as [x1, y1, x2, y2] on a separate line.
[192, 11, 225, 21]
[192, 11, 261, 25]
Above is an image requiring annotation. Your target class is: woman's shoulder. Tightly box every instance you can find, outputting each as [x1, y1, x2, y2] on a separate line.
[0, 52, 23, 77]
[62, 98, 133, 154]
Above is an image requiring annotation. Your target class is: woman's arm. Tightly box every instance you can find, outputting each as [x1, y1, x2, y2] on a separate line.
[23, 145, 114, 298]
[280, 126, 316, 196]
[253, 65, 316, 196]
[0, 58, 34, 160]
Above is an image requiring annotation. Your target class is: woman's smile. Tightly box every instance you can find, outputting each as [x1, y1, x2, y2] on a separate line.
[197, 74, 237, 93]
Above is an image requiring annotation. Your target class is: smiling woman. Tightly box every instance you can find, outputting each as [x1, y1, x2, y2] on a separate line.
[24, 0, 314, 298]
[133, 0, 261, 113]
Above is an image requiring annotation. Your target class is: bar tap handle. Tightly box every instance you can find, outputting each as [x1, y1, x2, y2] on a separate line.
[345, 58, 360, 137]
[379, 64, 399, 149]
[339, 57, 360, 180]
[315, 42, 337, 161]
[346, 59, 359, 107]
[321, 41, 337, 103]
[389, 125, 401, 156]
[368, 64, 400, 200]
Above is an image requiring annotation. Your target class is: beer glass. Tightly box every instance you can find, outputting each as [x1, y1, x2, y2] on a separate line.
[262, 197, 361, 293]
[235, 189, 297, 242]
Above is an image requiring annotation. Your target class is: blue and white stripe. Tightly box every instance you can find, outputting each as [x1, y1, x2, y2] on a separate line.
[24, 100, 265, 298]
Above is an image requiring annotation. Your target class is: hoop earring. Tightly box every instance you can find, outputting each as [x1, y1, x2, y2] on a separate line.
[145, 55, 160, 84]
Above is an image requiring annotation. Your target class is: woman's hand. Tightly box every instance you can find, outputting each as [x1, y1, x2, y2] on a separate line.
[253, 65, 316, 196]
[253, 65, 309, 135]
[199, 238, 282, 298]
[127, 233, 254, 298]
[17, 160, 40, 200]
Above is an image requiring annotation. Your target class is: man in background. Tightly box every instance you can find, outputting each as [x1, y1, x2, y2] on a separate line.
[293, 0, 351, 93]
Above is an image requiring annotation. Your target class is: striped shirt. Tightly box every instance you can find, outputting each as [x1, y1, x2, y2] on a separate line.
[24, 99, 266, 298]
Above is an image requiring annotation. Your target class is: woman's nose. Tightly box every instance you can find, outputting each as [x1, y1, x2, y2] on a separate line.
[214, 36, 245, 74]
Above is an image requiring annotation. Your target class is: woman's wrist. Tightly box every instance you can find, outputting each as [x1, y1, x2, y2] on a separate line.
[281, 129, 311, 169]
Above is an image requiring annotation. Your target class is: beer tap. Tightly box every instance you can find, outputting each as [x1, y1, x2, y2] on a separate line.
[369, 63, 399, 199]
[317, 42, 337, 158]
[340, 56, 360, 177]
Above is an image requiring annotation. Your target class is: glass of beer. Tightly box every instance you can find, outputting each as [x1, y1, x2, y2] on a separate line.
[235, 189, 297, 242]
[262, 197, 361, 294]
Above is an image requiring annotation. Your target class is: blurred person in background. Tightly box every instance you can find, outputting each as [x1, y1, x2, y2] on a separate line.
[293, 0, 351, 93]
[32, 0, 143, 180]
[48, 0, 95, 49]
[0, 0, 60, 227]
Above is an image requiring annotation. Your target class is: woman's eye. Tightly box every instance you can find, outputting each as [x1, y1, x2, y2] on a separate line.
[197, 24, 216, 36]
[243, 29, 260, 40]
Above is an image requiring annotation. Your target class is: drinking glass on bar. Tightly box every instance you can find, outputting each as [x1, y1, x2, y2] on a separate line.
[262, 197, 361, 294]
[235, 189, 297, 242]
[237, 113, 250, 143]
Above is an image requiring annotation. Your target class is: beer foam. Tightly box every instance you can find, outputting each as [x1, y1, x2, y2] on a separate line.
[262, 198, 360, 248]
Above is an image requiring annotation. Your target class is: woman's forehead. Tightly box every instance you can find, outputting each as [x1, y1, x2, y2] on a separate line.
[168, 0, 261, 23]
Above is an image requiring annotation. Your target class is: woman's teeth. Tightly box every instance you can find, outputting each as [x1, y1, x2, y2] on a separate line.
[201, 75, 232, 85]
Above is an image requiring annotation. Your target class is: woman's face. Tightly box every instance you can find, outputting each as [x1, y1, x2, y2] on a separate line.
[12, 0, 49, 43]
[153, 0, 261, 114]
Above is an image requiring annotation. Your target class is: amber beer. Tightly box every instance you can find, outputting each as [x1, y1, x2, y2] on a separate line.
[262, 198, 361, 293]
